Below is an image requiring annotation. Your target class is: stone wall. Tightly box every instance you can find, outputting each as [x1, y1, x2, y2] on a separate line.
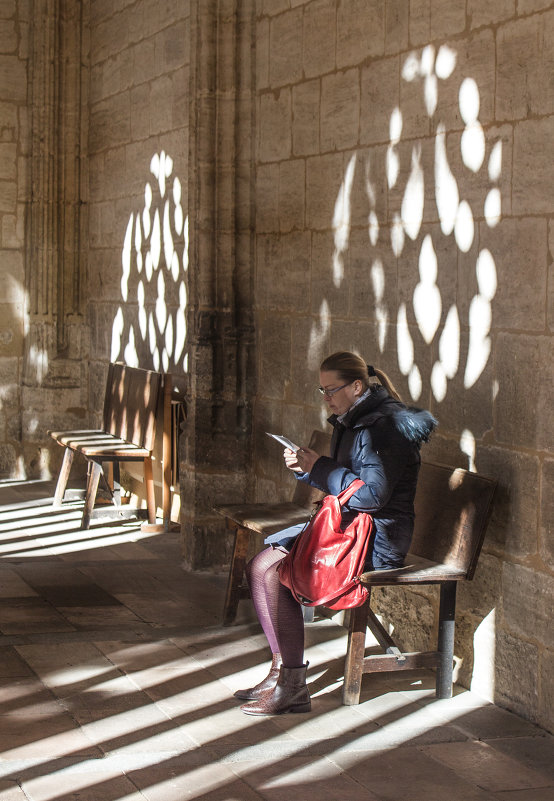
[0, 0, 29, 477]
[0, 0, 552, 734]
[249, 0, 553, 732]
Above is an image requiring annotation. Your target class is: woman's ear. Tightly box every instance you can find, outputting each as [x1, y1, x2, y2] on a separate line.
[354, 379, 363, 397]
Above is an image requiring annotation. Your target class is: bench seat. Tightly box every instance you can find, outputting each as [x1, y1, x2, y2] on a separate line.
[49, 430, 152, 459]
[359, 554, 467, 584]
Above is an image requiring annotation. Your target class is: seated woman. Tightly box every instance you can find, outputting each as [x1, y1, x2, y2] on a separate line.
[236, 351, 437, 716]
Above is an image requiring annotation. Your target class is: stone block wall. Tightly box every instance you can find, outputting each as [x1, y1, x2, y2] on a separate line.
[0, 0, 29, 477]
[0, 0, 552, 734]
[87, 0, 190, 385]
[250, 0, 553, 732]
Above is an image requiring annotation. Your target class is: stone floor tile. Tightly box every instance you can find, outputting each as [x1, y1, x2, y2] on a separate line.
[172, 701, 296, 748]
[443, 702, 546, 739]
[20, 765, 146, 801]
[0, 600, 76, 635]
[56, 604, 146, 628]
[94, 639, 190, 671]
[0, 781, 27, 800]
[113, 594, 218, 627]
[230, 756, 382, 800]
[15, 642, 120, 696]
[136, 671, 233, 717]
[0, 713, 102, 759]
[0, 568, 38, 598]
[0, 647, 35, 678]
[485, 735, 554, 781]
[128, 757, 267, 801]
[0, 678, 64, 716]
[421, 739, 552, 792]
[59, 674, 158, 719]
[75, 704, 200, 754]
[332, 745, 495, 801]
[493, 790, 554, 800]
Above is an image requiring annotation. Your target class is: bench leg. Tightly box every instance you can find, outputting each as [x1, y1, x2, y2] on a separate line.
[112, 461, 121, 506]
[342, 596, 371, 705]
[53, 448, 74, 507]
[81, 460, 102, 530]
[436, 581, 457, 699]
[144, 456, 156, 525]
[223, 526, 250, 626]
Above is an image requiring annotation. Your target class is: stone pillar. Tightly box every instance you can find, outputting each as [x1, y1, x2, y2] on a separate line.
[22, 0, 89, 475]
[181, 0, 255, 568]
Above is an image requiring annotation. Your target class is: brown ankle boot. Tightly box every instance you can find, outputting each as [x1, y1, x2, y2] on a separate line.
[233, 653, 282, 700]
[240, 663, 311, 715]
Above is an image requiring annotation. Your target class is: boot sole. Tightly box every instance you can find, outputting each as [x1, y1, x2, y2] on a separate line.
[241, 701, 311, 716]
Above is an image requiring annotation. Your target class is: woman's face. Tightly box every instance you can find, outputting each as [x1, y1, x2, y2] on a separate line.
[319, 370, 363, 416]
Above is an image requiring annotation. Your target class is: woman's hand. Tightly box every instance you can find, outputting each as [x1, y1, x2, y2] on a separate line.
[284, 446, 319, 474]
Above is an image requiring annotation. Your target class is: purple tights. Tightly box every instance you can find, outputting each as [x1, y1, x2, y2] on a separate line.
[244, 547, 305, 668]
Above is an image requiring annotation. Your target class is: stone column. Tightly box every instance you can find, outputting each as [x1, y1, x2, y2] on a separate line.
[23, 0, 88, 387]
[181, 0, 255, 568]
[22, 0, 89, 475]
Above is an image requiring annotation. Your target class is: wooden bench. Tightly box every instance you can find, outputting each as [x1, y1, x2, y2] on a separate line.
[49, 362, 173, 530]
[342, 461, 496, 703]
[215, 432, 496, 702]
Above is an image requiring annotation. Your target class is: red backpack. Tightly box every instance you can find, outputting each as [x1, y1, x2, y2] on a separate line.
[277, 479, 373, 610]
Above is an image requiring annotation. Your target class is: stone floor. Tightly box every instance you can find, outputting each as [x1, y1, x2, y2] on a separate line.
[0, 480, 552, 801]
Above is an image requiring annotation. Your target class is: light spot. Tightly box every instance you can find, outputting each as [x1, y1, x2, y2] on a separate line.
[461, 122, 485, 172]
[488, 140, 502, 182]
[431, 361, 447, 402]
[397, 303, 414, 376]
[402, 144, 424, 241]
[455, 200, 475, 253]
[408, 365, 422, 401]
[121, 214, 133, 302]
[435, 123, 459, 236]
[460, 429, 476, 472]
[484, 188, 501, 227]
[435, 45, 457, 80]
[439, 306, 460, 379]
[368, 210, 379, 246]
[476, 249, 497, 300]
[413, 235, 441, 344]
[332, 155, 356, 287]
[391, 213, 405, 257]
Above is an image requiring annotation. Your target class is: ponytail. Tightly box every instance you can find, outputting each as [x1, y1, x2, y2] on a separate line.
[320, 352, 403, 402]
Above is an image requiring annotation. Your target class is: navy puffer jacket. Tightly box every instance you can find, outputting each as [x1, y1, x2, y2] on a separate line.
[306, 385, 437, 569]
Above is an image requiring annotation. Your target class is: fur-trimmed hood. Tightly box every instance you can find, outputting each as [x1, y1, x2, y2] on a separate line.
[328, 385, 438, 445]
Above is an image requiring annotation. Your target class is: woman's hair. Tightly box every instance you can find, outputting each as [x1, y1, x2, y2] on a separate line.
[320, 351, 402, 401]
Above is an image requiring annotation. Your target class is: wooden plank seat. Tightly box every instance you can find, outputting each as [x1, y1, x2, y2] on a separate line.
[216, 437, 496, 704]
[49, 362, 172, 530]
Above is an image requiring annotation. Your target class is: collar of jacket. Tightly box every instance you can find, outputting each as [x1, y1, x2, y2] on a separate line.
[327, 385, 438, 444]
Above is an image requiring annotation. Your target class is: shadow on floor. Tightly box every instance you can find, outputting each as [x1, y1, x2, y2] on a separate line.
[0, 480, 552, 801]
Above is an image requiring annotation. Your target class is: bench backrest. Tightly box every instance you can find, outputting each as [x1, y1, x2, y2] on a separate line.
[411, 461, 496, 579]
[102, 363, 162, 451]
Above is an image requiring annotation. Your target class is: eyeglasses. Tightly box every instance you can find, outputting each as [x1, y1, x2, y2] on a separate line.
[317, 382, 351, 398]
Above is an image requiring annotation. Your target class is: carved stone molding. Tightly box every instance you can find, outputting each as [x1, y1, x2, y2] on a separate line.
[24, 0, 87, 386]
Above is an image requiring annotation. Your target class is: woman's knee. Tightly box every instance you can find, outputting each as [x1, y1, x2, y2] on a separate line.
[246, 547, 282, 586]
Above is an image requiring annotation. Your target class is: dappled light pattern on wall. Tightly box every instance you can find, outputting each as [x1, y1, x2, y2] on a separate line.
[316, 45, 501, 417]
[111, 151, 189, 374]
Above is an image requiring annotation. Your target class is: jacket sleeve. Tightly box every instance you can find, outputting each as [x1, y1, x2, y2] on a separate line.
[308, 421, 413, 513]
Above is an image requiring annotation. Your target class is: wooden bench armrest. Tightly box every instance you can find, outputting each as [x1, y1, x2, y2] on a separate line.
[359, 553, 467, 585]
